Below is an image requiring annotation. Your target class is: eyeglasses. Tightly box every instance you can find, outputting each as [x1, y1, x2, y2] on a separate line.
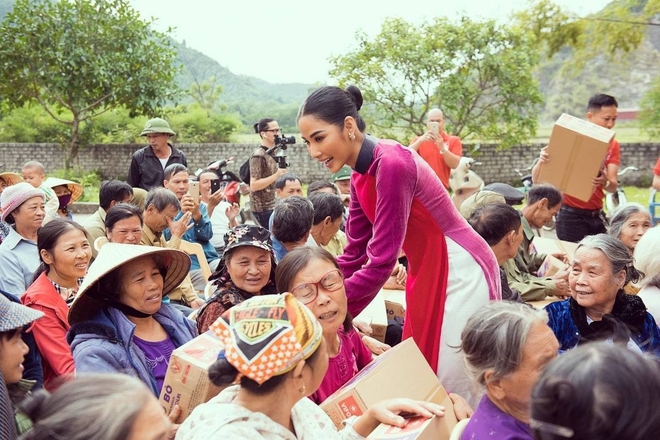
[290, 269, 344, 305]
[264, 128, 281, 133]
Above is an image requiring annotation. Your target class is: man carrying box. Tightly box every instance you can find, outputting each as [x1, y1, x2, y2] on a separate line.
[531, 94, 620, 242]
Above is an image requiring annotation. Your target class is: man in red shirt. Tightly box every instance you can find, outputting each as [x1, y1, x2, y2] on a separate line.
[653, 156, 660, 191]
[532, 94, 620, 242]
[409, 108, 462, 189]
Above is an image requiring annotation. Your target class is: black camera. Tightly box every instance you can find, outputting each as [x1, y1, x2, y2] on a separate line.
[274, 134, 296, 149]
[274, 153, 289, 169]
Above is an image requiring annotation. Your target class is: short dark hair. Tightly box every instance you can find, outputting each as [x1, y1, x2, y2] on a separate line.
[271, 196, 314, 243]
[587, 94, 618, 112]
[163, 163, 188, 182]
[104, 203, 143, 232]
[0, 327, 22, 342]
[145, 187, 180, 212]
[99, 180, 133, 210]
[527, 185, 562, 208]
[275, 173, 302, 190]
[253, 118, 275, 134]
[307, 180, 339, 196]
[33, 219, 88, 282]
[469, 203, 522, 246]
[531, 342, 660, 440]
[308, 192, 343, 225]
[298, 85, 366, 132]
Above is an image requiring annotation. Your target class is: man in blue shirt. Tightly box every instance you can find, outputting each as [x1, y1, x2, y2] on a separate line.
[162, 164, 219, 291]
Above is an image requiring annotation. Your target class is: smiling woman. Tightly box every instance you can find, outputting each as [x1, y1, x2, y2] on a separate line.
[196, 224, 278, 333]
[20, 219, 91, 390]
[297, 85, 500, 404]
[545, 234, 660, 355]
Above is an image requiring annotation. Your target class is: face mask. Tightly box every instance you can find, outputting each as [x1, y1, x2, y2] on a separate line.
[58, 194, 72, 210]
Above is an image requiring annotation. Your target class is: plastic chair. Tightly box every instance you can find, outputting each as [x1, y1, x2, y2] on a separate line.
[179, 240, 212, 284]
[650, 190, 660, 226]
[449, 418, 470, 440]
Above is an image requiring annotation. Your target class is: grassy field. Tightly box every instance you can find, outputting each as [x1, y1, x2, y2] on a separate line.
[604, 186, 657, 214]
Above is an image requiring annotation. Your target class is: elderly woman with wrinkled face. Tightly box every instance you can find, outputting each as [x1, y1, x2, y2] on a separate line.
[195, 225, 278, 334]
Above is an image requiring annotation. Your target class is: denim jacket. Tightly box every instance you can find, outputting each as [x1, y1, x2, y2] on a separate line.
[67, 305, 197, 396]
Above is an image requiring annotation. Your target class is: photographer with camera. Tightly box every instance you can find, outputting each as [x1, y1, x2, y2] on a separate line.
[248, 118, 296, 227]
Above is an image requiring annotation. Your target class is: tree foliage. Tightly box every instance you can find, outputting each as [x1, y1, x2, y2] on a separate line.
[329, 17, 544, 147]
[0, 0, 181, 169]
[0, 104, 242, 145]
[517, 0, 660, 134]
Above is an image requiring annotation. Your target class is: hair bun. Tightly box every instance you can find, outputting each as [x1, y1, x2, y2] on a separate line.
[208, 357, 241, 387]
[253, 122, 260, 134]
[345, 85, 363, 112]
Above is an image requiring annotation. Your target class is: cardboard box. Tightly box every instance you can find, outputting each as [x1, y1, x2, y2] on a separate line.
[382, 289, 406, 325]
[536, 254, 569, 278]
[530, 236, 579, 261]
[368, 387, 458, 440]
[355, 291, 388, 342]
[320, 339, 455, 434]
[159, 331, 224, 423]
[537, 113, 615, 202]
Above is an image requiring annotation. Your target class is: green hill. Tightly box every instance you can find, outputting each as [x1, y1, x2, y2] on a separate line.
[173, 40, 315, 130]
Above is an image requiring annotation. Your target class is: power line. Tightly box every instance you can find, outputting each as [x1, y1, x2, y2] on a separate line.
[582, 16, 660, 27]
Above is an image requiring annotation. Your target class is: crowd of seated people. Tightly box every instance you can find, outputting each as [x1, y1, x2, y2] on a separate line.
[0, 101, 659, 440]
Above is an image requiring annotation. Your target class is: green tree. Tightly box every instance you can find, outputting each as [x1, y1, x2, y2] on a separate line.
[188, 76, 224, 115]
[163, 104, 241, 143]
[329, 17, 544, 147]
[0, 0, 181, 169]
[517, 0, 660, 133]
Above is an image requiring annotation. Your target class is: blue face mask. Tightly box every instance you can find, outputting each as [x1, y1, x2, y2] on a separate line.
[57, 194, 72, 210]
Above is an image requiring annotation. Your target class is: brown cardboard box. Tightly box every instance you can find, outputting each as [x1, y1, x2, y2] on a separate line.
[368, 387, 458, 440]
[355, 291, 388, 342]
[320, 339, 455, 433]
[536, 254, 569, 278]
[530, 237, 579, 261]
[382, 289, 406, 325]
[537, 113, 615, 202]
[159, 331, 224, 423]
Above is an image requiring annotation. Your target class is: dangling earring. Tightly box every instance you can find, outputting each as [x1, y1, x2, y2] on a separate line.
[348, 132, 355, 141]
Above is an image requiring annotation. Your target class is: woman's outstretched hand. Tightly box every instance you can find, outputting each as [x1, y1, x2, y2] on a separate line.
[352, 398, 445, 437]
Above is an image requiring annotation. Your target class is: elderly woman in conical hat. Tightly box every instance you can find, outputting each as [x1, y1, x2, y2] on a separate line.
[67, 243, 197, 397]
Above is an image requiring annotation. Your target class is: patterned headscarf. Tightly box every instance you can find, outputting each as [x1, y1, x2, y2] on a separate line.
[211, 293, 323, 384]
[209, 224, 278, 293]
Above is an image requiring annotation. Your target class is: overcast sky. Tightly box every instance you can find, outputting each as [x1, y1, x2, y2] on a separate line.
[130, 0, 612, 84]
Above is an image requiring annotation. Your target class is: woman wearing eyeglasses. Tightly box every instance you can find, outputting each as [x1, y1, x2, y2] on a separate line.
[249, 118, 289, 227]
[275, 246, 372, 404]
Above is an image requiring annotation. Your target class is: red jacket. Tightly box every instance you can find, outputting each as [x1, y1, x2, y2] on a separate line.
[21, 272, 74, 390]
